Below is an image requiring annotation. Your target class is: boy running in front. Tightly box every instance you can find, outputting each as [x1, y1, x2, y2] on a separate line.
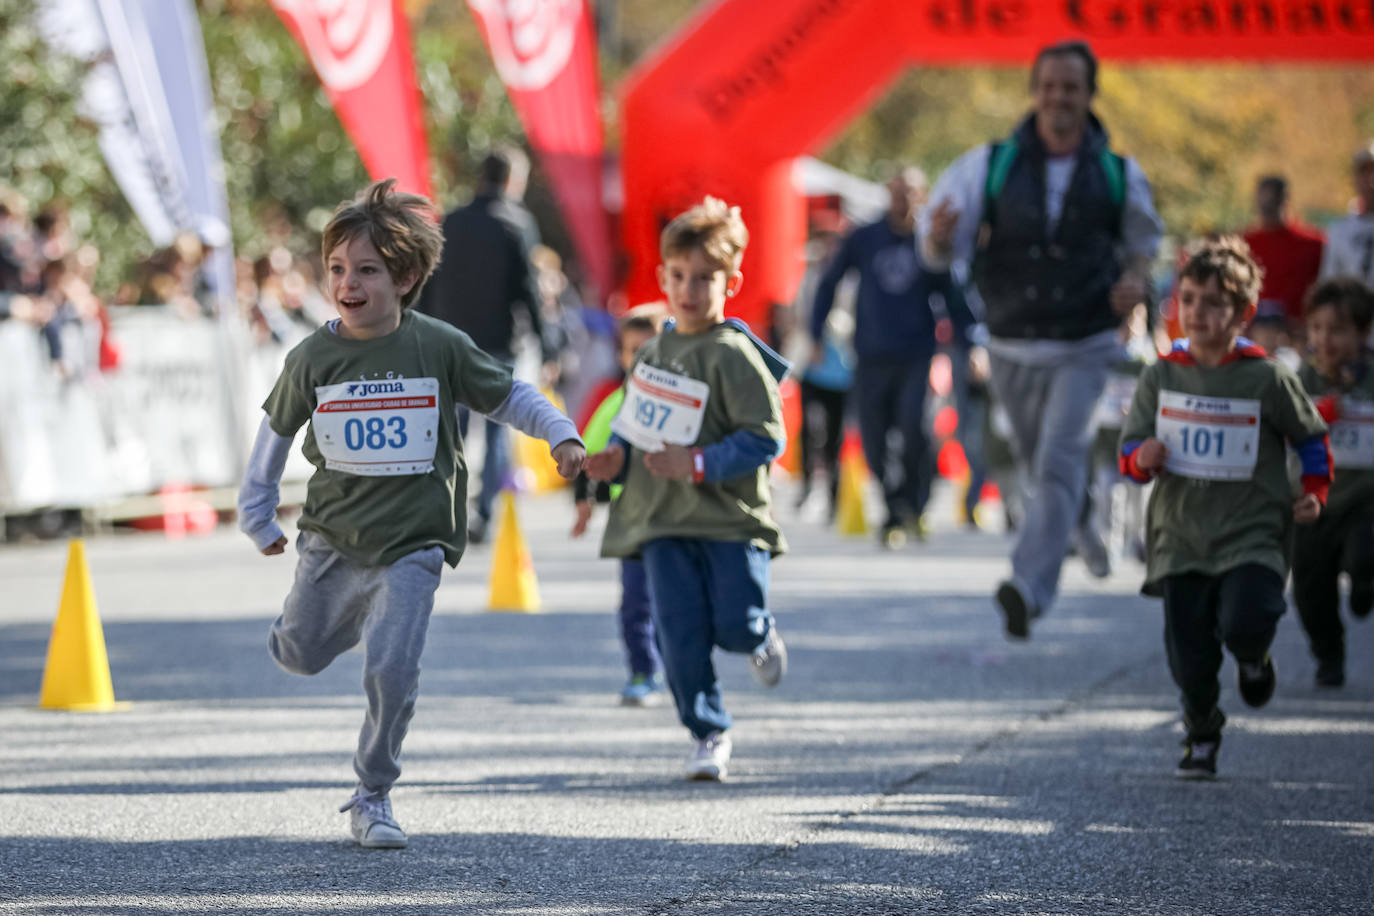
[585, 197, 788, 781]
[1119, 237, 1330, 780]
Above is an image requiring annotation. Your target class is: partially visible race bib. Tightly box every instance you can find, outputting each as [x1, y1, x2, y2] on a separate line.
[610, 362, 710, 453]
[1156, 389, 1261, 481]
[312, 377, 440, 476]
[1331, 398, 1374, 469]
[1093, 372, 1139, 430]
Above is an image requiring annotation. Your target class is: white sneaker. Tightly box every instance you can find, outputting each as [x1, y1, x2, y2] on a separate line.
[750, 628, 787, 688]
[340, 786, 407, 849]
[684, 731, 732, 781]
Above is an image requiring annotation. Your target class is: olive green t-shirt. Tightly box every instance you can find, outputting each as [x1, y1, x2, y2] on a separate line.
[1120, 351, 1328, 595]
[263, 310, 513, 567]
[600, 323, 786, 559]
[1298, 356, 1374, 517]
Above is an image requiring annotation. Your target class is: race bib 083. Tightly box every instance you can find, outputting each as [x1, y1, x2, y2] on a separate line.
[1156, 389, 1260, 481]
[1331, 398, 1374, 469]
[312, 377, 440, 476]
[610, 362, 710, 453]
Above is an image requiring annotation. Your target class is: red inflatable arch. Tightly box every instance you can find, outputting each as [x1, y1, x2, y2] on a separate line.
[620, 0, 1374, 330]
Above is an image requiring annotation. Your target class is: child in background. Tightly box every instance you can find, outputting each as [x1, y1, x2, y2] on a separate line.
[586, 197, 789, 782]
[1292, 277, 1374, 688]
[571, 306, 668, 706]
[796, 308, 853, 522]
[1119, 237, 1330, 780]
[1086, 302, 1155, 569]
[238, 180, 585, 848]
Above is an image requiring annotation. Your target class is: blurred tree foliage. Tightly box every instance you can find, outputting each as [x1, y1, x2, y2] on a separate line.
[5, 0, 1374, 297]
[0, 0, 144, 293]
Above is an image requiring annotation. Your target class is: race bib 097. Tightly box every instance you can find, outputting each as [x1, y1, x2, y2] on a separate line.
[312, 377, 440, 476]
[1156, 389, 1261, 481]
[610, 362, 710, 453]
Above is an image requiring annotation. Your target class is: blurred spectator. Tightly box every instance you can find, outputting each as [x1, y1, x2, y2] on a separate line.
[1321, 142, 1374, 289]
[1243, 175, 1323, 337]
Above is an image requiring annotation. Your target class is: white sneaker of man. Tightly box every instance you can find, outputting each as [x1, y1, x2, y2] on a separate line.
[339, 785, 407, 849]
[684, 731, 732, 781]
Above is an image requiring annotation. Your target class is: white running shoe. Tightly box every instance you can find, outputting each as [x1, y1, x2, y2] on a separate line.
[750, 628, 787, 688]
[684, 731, 732, 781]
[340, 786, 407, 849]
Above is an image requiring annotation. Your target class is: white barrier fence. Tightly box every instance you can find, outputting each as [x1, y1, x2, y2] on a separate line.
[0, 307, 310, 517]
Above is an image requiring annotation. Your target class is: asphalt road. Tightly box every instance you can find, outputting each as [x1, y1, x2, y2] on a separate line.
[2, 485, 1371, 915]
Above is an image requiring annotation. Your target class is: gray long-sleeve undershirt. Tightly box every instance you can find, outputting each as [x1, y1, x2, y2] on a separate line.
[238, 379, 582, 551]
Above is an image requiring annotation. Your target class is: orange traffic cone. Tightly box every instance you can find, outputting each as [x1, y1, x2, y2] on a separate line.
[39, 539, 123, 711]
[487, 491, 541, 612]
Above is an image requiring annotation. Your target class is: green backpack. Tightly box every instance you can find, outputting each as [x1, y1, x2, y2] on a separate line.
[981, 136, 1126, 237]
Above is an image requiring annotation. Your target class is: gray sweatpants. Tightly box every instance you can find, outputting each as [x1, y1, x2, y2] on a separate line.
[269, 530, 445, 793]
[989, 349, 1110, 613]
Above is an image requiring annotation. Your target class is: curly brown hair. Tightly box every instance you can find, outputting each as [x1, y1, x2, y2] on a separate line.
[660, 196, 749, 273]
[321, 178, 443, 308]
[1178, 236, 1264, 314]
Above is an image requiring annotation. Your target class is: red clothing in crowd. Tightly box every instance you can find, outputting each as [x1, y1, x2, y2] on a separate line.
[1242, 222, 1325, 323]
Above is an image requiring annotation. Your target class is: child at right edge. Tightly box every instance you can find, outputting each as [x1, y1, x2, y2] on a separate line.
[1119, 237, 1331, 780]
[586, 197, 789, 781]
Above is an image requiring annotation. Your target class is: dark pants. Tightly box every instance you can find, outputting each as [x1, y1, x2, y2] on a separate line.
[1292, 505, 1374, 665]
[853, 351, 934, 527]
[1160, 564, 1286, 741]
[618, 558, 662, 677]
[798, 380, 847, 510]
[640, 538, 772, 739]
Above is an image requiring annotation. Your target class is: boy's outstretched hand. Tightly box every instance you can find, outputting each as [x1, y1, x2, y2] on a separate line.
[261, 535, 287, 556]
[1293, 493, 1322, 525]
[570, 500, 594, 538]
[644, 444, 693, 480]
[552, 440, 587, 479]
[585, 444, 625, 481]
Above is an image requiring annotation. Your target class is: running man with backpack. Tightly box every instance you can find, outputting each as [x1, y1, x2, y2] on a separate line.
[920, 40, 1164, 639]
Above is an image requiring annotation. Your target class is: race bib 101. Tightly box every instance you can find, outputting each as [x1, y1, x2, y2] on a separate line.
[610, 362, 710, 453]
[1331, 398, 1374, 469]
[1156, 389, 1261, 481]
[312, 377, 440, 476]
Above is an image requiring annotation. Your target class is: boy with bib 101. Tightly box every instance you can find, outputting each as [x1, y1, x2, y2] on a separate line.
[585, 197, 789, 781]
[1119, 236, 1331, 780]
[238, 180, 585, 847]
[1292, 277, 1374, 689]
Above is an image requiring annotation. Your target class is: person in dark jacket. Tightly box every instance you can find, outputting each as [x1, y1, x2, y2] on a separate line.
[922, 41, 1164, 639]
[810, 167, 976, 546]
[419, 147, 555, 542]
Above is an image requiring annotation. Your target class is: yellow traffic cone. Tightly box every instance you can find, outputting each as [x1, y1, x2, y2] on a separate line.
[836, 449, 869, 537]
[487, 491, 541, 612]
[39, 539, 121, 711]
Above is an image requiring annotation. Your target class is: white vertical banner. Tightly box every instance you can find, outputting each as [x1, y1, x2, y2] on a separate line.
[38, 0, 248, 477]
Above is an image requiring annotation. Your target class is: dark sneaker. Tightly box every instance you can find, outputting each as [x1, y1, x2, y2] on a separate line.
[1238, 654, 1276, 708]
[995, 580, 1035, 640]
[1175, 737, 1220, 780]
[1350, 583, 1373, 620]
[466, 513, 490, 545]
[1315, 657, 1346, 689]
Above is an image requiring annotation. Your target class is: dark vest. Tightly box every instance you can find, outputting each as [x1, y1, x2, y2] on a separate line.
[974, 117, 1123, 342]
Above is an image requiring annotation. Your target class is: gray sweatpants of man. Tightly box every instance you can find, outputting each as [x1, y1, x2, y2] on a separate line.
[988, 335, 1113, 614]
[268, 530, 445, 794]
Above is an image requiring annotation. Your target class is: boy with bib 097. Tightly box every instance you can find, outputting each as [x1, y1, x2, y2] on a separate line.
[1119, 237, 1331, 781]
[237, 180, 585, 847]
[1292, 277, 1374, 689]
[585, 197, 789, 782]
